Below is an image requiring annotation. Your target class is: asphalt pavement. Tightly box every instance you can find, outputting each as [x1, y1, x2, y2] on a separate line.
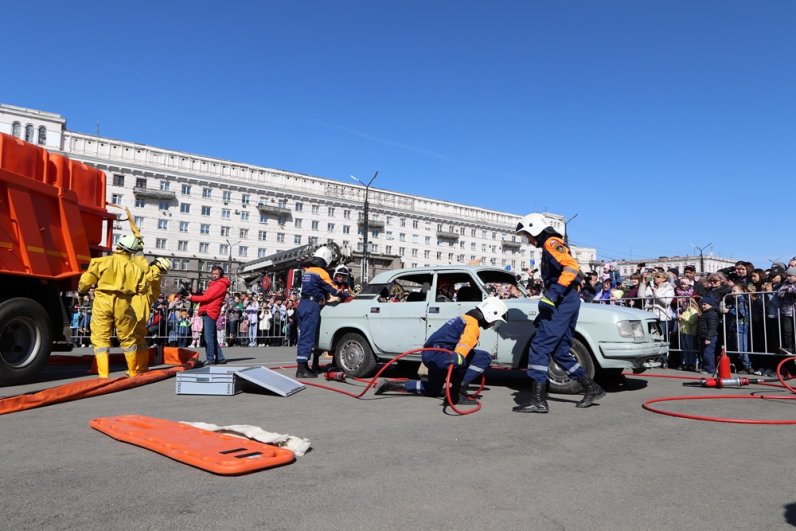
[2, 346, 795, 530]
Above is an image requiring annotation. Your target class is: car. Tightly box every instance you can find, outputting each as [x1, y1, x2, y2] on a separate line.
[317, 266, 668, 394]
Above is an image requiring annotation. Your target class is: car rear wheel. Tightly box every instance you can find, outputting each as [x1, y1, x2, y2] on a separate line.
[548, 337, 594, 394]
[334, 332, 377, 377]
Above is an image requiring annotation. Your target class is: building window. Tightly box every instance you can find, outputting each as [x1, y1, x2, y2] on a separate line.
[220, 226, 230, 237]
[294, 218, 302, 229]
[240, 211, 249, 221]
[180, 203, 191, 213]
[343, 225, 350, 234]
[11, 122, 21, 137]
[200, 224, 210, 235]
[199, 242, 209, 253]
[424, 250, 430, 258]
[239, 246, 248, 257]
[178, 240, 188, 251]
[239, 228, 248, 238]
[242, 194, 250, 206]
[311, 221, 319, 230]
[181, 184, 191, 195]
[328, 207, 335, 216]
[411, 249, 418, 257]
[258, 230, 267, 240]
[218, 243, 228, 255]
[179, 221, 189, 232]
[400, 219, 406, 227]
[221, 208, 230, 219]
[158, 219, 168, 230]
[159, 201, 170, 210]
[343, 209, 351, 219]
[399, 247, 405, 256]
[202, 187, 212, 199]
[278, 215, 287, 226]
[258, 248, 267, 258]
[471, 228, 476, 237]
[111, 194, 122, 205]
[294, 235, 302, 244]
[295, 202, 303, 212]
[259, 213, 268, 223]
[134, 216, 144, 228]
[412, 220, 419, 229]
[425, 236, 431, 245]
[156, 238, 166, 249]
[201, 206, 211, 216]
[136, 178, 147, 188]
[309, 236, 318, 245]
[277, 233, 285, 243]
[113, 174, 125, 186]
[386, 245, 392, 254]
[160, 181, 170, 191]
[327, 223, 335, 232]
[309, 204, 318, 215]
[222, 191, 231, 204]
[24, 124, 34, 142]
[135, 198, 145, 208]
[399, 233, 406, 242]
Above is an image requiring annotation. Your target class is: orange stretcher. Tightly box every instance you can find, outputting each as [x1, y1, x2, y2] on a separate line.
[90, 415, 296, 475]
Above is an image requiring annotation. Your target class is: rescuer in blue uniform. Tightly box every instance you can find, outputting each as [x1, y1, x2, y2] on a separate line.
[512, 213, 605, 413]
[295, 247, 348, 378]
[375, 296, 508, 406]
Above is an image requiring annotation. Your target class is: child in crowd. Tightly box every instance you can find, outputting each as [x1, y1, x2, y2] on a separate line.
[777, 267, 796, 354]
[724, 283, 755, 373]
[178, 310, 191, 347]
[697, 295, 721, 374]
[190, 308, 203, 348]
[677, 296, 701, 371]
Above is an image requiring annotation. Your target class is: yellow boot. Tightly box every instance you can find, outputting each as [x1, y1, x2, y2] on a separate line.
[95, 351, 110, 379]
[125, 351, 140, 377]
[135, 347, 150, 375]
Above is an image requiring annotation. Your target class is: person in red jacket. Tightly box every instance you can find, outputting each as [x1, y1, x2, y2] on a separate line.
[186, 266, 231, 365]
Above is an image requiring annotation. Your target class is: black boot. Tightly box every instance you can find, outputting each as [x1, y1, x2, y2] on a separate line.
[512, 381, 549, 413]
[375, 380, 405, 395]
[295, 363, 318, 379]
[576, 376, 605, 408]
[445, 390, 477, 407]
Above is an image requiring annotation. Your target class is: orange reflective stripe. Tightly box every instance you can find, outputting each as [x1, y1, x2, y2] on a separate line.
[455, 314, 481, 356]
[544, 237, 580, 287]
[308, 266, 339, 294]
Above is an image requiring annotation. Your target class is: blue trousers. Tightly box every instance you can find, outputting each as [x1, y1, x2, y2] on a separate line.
[702, 336, 718, 373]
[403, 348, 489, 396]
[202, 315, 225, 363]
[296, 300, 320, 364]
[527, 289, 585, 384]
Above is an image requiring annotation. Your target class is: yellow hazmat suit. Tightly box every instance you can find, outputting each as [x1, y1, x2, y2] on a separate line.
[78, 250, 146, 378]
[131, 256, 163, 374]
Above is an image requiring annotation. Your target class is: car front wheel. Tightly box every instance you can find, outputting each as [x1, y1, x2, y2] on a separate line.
[334, 332, 378, 377]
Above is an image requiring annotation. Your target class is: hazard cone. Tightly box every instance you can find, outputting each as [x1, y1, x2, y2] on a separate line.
[717, 348, 731, 379]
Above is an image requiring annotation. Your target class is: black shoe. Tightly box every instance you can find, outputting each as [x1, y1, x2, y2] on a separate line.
[375, 380, 405, 395]
[215, 358, 227, 365]
[576, 376, 606, 408]
[447, 391, 477, 407]
[295, 364, 318, 378]
[513, 381, 549, 413]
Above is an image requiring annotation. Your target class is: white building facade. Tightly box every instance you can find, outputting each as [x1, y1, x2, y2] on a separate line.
[0, 104, 597, 290]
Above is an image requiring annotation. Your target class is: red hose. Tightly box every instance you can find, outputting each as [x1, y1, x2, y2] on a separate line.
[637, 356, 796, 424]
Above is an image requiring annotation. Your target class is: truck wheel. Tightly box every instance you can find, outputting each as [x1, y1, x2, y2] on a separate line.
[334, 332, 377, 377]
[548, 338, 594, 394]
[0, 298, 52, 385]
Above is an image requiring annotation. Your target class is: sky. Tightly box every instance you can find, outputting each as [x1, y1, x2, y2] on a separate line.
[4, 1, 794, 267]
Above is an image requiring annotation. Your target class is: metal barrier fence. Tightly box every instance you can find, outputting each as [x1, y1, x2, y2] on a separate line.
[67, 302, 293, 348]
[594, 291, 795, 361]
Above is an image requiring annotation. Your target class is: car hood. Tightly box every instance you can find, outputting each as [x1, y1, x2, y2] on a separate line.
[509, 297, 654, 320]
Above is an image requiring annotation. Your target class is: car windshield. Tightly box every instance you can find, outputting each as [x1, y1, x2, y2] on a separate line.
[477, 270, 528, 299]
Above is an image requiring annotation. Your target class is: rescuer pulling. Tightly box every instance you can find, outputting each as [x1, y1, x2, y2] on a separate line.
[78, 234, 147, 378]
[512, 213, 605, 413]
[295, 248, 349, 378]
[375, 297, 508, 406]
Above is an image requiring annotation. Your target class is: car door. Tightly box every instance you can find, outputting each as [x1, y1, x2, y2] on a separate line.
[367, 275, 430, 354]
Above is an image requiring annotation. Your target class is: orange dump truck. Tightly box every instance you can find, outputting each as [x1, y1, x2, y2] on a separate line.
[0, 132, 114, 385]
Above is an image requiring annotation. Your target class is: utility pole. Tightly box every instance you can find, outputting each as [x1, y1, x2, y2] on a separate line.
[350, 171, 379, 284]
[226, 238, 241, 286]
[690, 242, 712, 274]
[564, 213, 579, 245]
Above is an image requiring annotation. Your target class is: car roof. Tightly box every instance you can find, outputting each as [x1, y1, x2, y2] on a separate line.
[369, 265, 514, 283]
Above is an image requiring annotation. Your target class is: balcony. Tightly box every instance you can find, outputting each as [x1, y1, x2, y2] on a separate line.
[133, 186, 176, 200]
[436, 230, 460, 240]
[357, 214, 385, 229]
[257, 202, 292, 216]
[501, 239, 522, 249]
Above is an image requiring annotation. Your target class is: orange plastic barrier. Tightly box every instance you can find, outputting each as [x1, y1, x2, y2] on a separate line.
[0, 354, 199, 416]
[163, 347, 199, 365]
[90, 415, 295, 475]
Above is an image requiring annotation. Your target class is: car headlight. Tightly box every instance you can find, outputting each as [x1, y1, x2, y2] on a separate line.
[617, 320, 645, 339]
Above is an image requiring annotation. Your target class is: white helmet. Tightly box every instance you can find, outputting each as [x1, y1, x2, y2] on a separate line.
[478, 296, 508, 324]
[313, 246, 334, 268]
[117, 234, 144, 253]
[334, 265, 350, 278]
[155, 257, 172, 272]
[515, 213, 551, 239]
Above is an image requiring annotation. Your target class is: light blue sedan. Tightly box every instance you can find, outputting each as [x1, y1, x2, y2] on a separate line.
[318, 266, 667, 394]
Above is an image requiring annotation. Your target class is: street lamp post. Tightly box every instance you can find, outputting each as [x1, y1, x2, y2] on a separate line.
[690, 242, 712, 274]
[564, 213, 579, 245]
[350, 171, 378, 284]
[226, 238, 241, 283]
